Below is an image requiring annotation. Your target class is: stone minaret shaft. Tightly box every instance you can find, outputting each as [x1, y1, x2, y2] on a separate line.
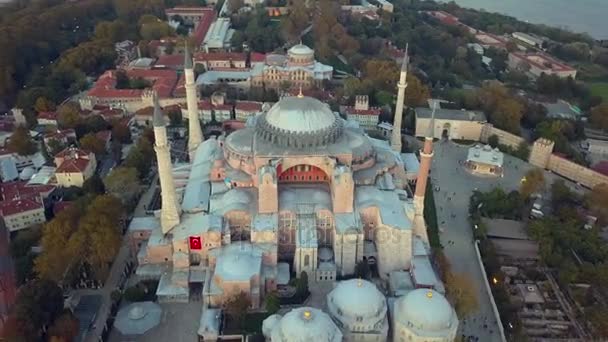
[413, 104, 436, 216]
[185, 44, 203, 156]
[391, 45, 409, 152]
[153, 94, 181, 234]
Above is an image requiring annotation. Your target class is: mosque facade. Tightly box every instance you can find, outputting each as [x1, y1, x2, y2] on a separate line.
[132, 49, 458, 341]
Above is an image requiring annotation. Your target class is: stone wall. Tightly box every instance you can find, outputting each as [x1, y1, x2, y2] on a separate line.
[547, 155, 608, 188]
[529, 138, 608, 188]
[480, 124, 525, 148]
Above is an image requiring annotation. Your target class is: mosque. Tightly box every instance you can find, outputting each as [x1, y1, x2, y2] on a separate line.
[132, 47, 459, 341]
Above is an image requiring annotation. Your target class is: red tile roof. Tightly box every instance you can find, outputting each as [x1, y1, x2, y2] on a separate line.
[56, 158, 91, 174]
[198, 100, 232, 111]
[166, 6, 211, 15]
[37, 111, 58, 121]
[194, 52, 247, 62]
[235, 101, 262, 112]
[250, 52, 266, 63]
[0, 181, 55, 202]
[44, 129, 76, 141]
[344, 106, 381, 116]
[87, 69, 179, 99]
[55, 147, 91, 159]
[192, 8, 216, 47]
[592, 161, 608, 176]
[510, 52, 575, 72]
[0, 196, 43, 217]
[173, 74, 186, 97]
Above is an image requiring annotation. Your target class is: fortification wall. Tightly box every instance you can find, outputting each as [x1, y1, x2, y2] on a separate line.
[480, 124, 525, 148]
[547, 155, 608, 188]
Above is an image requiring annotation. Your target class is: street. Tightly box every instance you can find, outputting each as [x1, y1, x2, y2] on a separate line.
[81, 172, 159, 342]
[431, 141, 538, 342]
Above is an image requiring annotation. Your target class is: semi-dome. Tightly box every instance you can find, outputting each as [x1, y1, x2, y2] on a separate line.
[255, 96, 344, 148]
[328, 279, 386, 318]
[266, 307, 343, 342]
[265, 96, 336, 133]
[395, 289, 457, 332]
[288, 43, 314, 56]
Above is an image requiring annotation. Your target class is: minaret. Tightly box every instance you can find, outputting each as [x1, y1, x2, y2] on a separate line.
[153, 93, 181, 234]
[413, 103, 436, 217]
[391, 44, 409, 152]
[185, 43, 203, 157]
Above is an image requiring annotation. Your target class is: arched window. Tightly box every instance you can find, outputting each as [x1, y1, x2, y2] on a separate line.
[304, 254, 310, 266]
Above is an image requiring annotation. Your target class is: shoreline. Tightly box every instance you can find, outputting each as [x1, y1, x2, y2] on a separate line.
[436, 0, 608, 40]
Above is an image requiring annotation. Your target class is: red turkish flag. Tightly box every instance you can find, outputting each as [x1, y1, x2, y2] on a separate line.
[189, 236, 202, 250]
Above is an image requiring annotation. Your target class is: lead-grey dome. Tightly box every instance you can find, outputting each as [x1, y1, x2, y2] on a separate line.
[265, 307, 343, 342]
[328, 279, 386, 318]
[255, 96, 343, 148]
[395, 289, 457, 332]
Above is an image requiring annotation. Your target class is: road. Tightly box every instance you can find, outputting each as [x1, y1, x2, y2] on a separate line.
[82, 173, 159, 342]
[431, 140, 539, 342]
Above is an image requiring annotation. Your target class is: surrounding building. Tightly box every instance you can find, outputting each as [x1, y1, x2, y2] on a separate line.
[588, 139, 608, 155]
[252, 44, 333, 90]
[202, 18, 234, 52]
[81, 69, 182, 112]
[234, 101, 263, 121]
[37, 111, 58, 126]
[54, 147, 97, 187]
[392, 289, 459, 342]
[262, 307, 343, 341]
[415, 106, 487, 140]
[342, 95, 381, 130]
[508, 52, 577, 79]
[193, 52, 247, 70]
[465, 144, 504, 176]
[0, 181, 55, 232]
[474, 32, 509, 50]
[326, 279, 389, 341]
[197, 92, 232, 122]
[512, 32, 545, 48]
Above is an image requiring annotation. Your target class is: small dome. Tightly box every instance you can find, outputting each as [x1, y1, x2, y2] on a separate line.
[262, 314, 281, 337]
[328, 279, 386, 318]
[318, 247, 333, 262]
[268, 307, 342, 342]
[395, 289, 457, 332]
[265, 96, 336, 134]
[128, 305, 147, 320]
[288, 44, 314, 56]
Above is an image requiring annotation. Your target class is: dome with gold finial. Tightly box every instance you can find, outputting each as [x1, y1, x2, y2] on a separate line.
[263, 307, 342, 342]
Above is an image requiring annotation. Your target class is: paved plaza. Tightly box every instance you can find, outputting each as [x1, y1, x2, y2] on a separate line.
[431, 140, 555, 341]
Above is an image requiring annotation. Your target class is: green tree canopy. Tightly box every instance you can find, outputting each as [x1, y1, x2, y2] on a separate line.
[79, 133, 106, 156]
[8, 126, 37, 156]
[104, 166, 141, 205]
[519, 168, 545, 199]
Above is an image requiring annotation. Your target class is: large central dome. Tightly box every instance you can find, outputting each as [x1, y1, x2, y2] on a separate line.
[255, 96, 344, 148]
[265, 96, 336, 133]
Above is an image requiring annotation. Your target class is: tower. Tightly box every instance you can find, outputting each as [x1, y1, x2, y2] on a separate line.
[153, 93, 181, 234]
[413, 103, 436, 218]
[391, 44, 409, 152]
[185, 44, 204, 157]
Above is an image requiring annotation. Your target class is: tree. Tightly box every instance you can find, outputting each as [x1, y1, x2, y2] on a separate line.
[281, 0, 309, 41]
[9, 279, 64, 341]
[224, 291, 251, 328]
[47, 139, 66, 156]
[35, 205, 82, 281]
[354, 260, 371, 279]
[296, 271, 309, 296]
[520, 168, 545, 199]
[69, 195, 124, 280]
[79, 133, 105, 156]
[124, 137, 154, 179]
[487, 134, 499, 148]
[264, 292, 281, 314]
[104, 167, 141, 205]
[590, 103, 608, 131]
[34, 96, 56, 113]
[168, 109, 183, 126]
[139, 16, 175, 40]
[227, 0, 244, 13]
[48, 310, 79, 342]
[57, 102, 82, 129]
[405, 74, 431, 107]
[8, 126, 37, 156]
[94, 20, 130, 43]
[586, 306, 608, 338]
[111, 123, 131, 144]
[82, 174, 106, 195]
[445, 272, 479, 317]
[587, 184, 608, 224]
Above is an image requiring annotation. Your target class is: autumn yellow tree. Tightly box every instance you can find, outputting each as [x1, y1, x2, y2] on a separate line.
[79, 133, 106, 156]
[587, 183, 608, 224]
[445, 272, 479, 318]
[35, 205, 83, 282]
[520, 168, 545, 199]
